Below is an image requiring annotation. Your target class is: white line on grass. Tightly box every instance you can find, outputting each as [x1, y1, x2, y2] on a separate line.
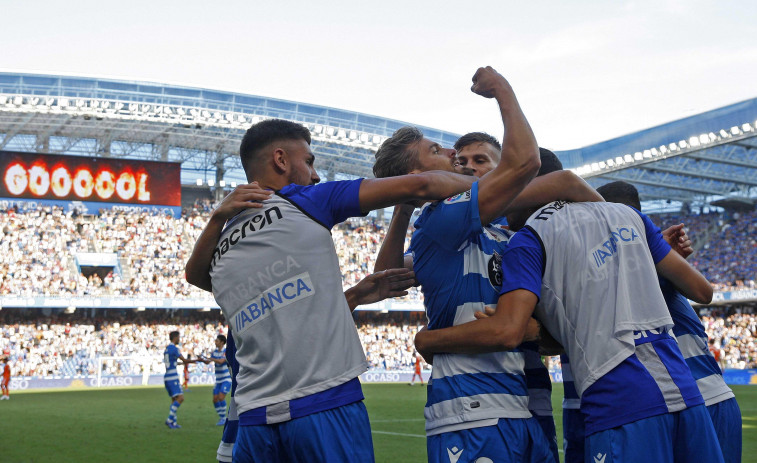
[371, 430, 426, 439]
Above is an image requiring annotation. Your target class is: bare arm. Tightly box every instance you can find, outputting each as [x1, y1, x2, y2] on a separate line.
[414, 289, 538, 359]
[358, 171, 474, 213]
[374, 204, 415, 272]
[185, 183, 272, 291]
[344, 268, 416, 311]
[655, 250, 713, 304]
[473, 67, 541, 225]
[507, 171, 603, 212]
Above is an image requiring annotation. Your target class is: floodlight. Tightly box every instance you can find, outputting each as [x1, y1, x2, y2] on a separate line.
[196, 179, 203, 186]
[708, 132, 717, 142]
[359, 133, 369, 142]
[615, 156, 624, 164]
[373, 135, 382, 144]
[689, 137, 700, 147]
[650, 148, 659, 156]
[668, 143, 678, 151]
[326, 127, 336, 136]
[338, 129, 347, 139]
[591, 163, 599, 172]
[137, 307, 146, 312]
[624, 154, 634, 162]
[634, 152, 643, 160]
[720, 129, 729, 138]
[349, 131, 358, 140]
[219, 180, 226, 187]
[45, 98, 54, 107]
[699, 134, 709, 144]
[207, 179, 215, 187]
[742, 123, 752, 132]
[678, 141, 688, 148]
[730, 126, 741, 135]
[252, 116, 261, 124]
[598, 161, 607, 169]
[643, 150, 652, 158]
[607, 159, 615, 167]
[230, 182, 237, 188]
[13, 96, 22, 105]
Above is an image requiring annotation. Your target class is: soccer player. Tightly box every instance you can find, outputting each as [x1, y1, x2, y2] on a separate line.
[185, 111, 477, 461]
[597, 180, 742, 463]
[409, 353, 424, 386]
[372, 68, 602, 462]
[213, 269, 417, 462]
[415, 194, 725, 461]
[164, 331, 198, 429]
[202, 334, 233, 426]
[1, 356, 10, 400]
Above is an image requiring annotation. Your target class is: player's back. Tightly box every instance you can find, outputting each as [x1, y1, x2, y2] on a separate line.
[659, 277, 734, 406]
[163, 344, 179, 382]
[525, 201, 704, 435]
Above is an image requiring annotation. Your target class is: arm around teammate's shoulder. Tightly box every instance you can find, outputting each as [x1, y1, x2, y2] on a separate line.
[357, 171, 474, 213]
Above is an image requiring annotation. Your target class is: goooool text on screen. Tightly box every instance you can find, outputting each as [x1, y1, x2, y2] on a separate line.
[0, 151, 180, 208]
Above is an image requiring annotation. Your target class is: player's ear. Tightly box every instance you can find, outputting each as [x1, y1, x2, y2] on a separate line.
[272, 148, 288, 173]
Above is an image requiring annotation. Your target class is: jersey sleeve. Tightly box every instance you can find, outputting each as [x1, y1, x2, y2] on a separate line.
[413, 182, 482, 250]
[279, 179, 365, 229]
[632, 208, 672, 264]
[499, 227, 545, 299]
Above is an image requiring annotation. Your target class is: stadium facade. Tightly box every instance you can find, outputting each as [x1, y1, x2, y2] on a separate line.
[0, 72, 755, 310]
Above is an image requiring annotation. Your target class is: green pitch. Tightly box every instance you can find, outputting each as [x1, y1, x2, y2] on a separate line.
[0, 384, 755, 462]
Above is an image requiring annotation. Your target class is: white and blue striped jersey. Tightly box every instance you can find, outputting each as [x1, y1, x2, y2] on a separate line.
[660, 278, 734, 406]
[560, 354, 580, 410]
[212, 348, 232, 385]
[502, 201, 705, 435]
[408, 182, 531, 436]
[163, 344, 180, 382]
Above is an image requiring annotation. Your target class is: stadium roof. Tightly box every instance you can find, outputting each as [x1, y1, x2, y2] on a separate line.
[0, 72, 460, 186]
[0, 72, 755, 211]
[557, 98, 757, 212]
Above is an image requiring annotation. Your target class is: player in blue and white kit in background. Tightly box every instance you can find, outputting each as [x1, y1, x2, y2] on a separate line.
[217, 331, 239, 463]
[416, 195, 725, 461]
[201, 334, 232, 426]
[185, 116, 476, 462]
[164, 331, 198, 429]
[597, 180, 742, 463]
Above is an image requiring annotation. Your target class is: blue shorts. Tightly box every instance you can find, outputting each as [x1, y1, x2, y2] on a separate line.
[533, 414, 559, 463]
[708, 397, 742, 463]
[233, 401, 374, 463]
[214, 380, 232, 395]
[562, 408, 586, 463]
[164, 379, 182, 398]
[586, 405, 724, 463]
[427, 417, 552, 463]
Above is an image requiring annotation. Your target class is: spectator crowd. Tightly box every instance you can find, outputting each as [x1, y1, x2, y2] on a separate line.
[0, 203, 755, 378]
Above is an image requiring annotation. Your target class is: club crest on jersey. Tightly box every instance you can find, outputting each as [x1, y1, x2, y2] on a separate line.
[444, 190, 471, 204]
[487, 251, 503, 288]
[590, 225, 641, 269]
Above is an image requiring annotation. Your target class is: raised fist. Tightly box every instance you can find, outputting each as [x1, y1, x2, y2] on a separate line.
[470, 66, 512, 99]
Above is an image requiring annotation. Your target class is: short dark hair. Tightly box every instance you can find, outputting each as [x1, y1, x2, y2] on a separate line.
[239, 119, 311, 180]
[597, 181, 641, 211]
[537, 148, 563, 177]
[169, 331, 180, 341]
[216, 334, 227, 345]
[373, 126, 424, 178]
[454, 132, 502, 152]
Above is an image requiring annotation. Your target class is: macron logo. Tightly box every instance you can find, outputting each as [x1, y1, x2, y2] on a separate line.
[447, 446, 463, 463]
[594, 453, 607, 463]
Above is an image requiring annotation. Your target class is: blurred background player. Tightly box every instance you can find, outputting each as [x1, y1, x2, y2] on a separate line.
[164, 330, 198, 429]
[409, 353, 424, 386]
[201, 334, 233, 426]
[1, 356, 10, 400]
[597, 180, 742, 463]
[182, 356, 191, 391]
